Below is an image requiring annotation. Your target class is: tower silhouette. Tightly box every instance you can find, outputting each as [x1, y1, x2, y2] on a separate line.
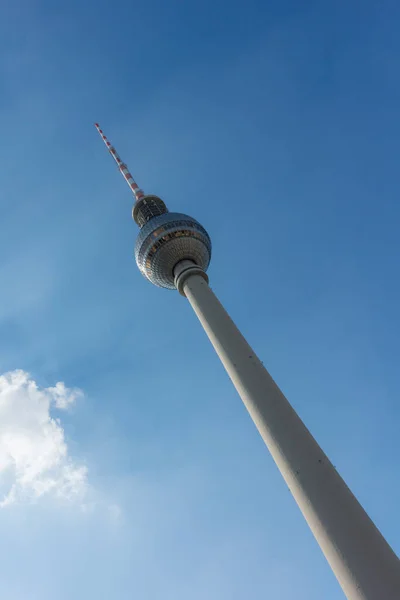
[95, 123, 400, 600]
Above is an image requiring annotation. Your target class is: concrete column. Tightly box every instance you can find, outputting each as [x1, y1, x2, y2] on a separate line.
[177, 266, 400, 600]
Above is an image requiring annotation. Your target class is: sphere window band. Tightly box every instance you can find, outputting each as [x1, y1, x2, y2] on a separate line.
[147, 229, 202, 259]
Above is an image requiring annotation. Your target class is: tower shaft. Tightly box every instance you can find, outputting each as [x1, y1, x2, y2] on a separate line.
[174, 261, 400, 600]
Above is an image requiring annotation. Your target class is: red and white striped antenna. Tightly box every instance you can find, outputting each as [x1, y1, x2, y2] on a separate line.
[94, 123, 145, 202]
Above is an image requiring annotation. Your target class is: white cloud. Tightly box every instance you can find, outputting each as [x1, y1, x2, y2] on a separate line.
[0, 370, 87, 507]
[46, 381, 83, 410]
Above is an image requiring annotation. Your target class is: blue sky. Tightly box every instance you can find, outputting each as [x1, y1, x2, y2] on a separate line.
[0, 0, 399, 598]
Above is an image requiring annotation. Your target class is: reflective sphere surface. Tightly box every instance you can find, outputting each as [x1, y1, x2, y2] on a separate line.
[135, 212, 211, 289]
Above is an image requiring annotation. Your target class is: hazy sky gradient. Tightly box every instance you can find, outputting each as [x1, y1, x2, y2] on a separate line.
[0, 1, 399, 598]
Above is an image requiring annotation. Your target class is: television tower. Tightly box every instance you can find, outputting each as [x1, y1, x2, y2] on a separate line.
[95, 123, 400, 600]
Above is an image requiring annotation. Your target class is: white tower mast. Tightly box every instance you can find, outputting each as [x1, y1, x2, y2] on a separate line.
[95, 124, 400, 600]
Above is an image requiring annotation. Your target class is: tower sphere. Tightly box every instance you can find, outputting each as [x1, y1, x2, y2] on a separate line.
[135, 211, 212, 289]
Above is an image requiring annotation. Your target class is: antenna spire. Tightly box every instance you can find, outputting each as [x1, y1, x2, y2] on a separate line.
[94, 123, 145, 202]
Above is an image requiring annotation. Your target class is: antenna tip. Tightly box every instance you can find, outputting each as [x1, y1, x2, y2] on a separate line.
[94, 122, 100, 127]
